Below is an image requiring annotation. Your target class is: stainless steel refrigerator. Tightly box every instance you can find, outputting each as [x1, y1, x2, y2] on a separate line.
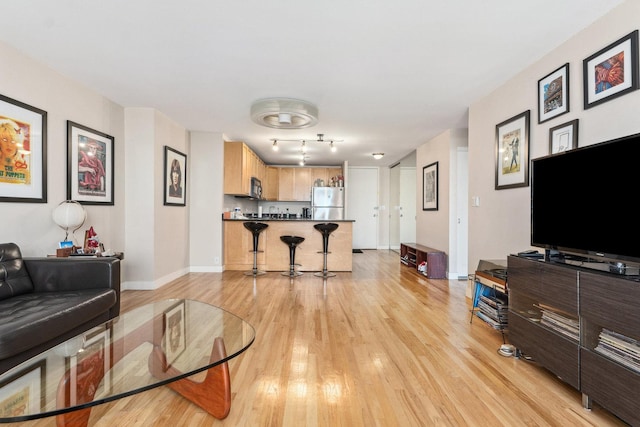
[312, 187, 345, 220]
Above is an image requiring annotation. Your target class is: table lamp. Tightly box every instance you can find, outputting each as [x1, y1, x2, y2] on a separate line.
[52, 200, 86, 244]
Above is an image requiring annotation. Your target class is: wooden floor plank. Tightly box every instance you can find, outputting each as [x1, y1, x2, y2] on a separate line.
[7, 250, 626, 426]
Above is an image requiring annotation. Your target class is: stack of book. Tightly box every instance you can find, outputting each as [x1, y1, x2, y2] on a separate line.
[536, 304, 579, 341]
[595, 329, 640, 373]
[476, 294, 508, 330]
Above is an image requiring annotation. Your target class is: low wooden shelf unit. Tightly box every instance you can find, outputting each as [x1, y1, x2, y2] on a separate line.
[400, 243, 446, 279]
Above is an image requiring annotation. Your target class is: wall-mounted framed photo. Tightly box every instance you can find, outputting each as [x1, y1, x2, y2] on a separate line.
[163, 299, 186, 368]
[0, 359, 46, 417]
[538, 63, 569, 123]
[422, 161, 438, 211]
[67, 121, 114, 205]
[163, 146, 187, 206]
[549, 119, 579, 154]
[495, 110, 530, 190]
[583, 30, 639, 109]
[0, 94, 47, 203]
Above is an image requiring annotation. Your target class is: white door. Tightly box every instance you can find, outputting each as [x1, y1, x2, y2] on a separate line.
[456, 149, 469, 278]
[347, 167, 378, 249]
[399, 167, 416, 244]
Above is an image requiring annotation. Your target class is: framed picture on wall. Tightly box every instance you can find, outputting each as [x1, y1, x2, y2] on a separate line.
[422, 161, 438, 211]
[163, 146, 187, 206]
[538, 63, 569, 123]
[0, 94, 47, 203]
[583, 30, 639, 109]
[67, 121, 114, 205]
[495, 110, 530, 190]
[549, 119, 579, 154]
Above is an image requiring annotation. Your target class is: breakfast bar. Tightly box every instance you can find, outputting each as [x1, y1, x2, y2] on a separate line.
[223, 219, 354, 272]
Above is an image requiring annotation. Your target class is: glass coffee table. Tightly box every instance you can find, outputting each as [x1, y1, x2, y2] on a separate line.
[0, 299, 255, 426]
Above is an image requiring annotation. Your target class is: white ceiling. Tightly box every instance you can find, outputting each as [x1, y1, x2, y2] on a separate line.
[0, 0, 624, 166]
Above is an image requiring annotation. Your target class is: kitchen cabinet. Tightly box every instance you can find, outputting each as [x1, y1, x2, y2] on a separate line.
[293, 168, 311, 201]
[263, 166, 279, 200]
[224, 141, 265, 196]
[277, 167, 295, 201]
[277, 167, 312, 201]
[310, 167, 342, 186]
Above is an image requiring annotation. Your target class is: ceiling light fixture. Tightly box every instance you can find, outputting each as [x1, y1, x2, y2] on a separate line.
[372, 153, 384, 160]
[272, 140, 278, 151]
[251, 98, 318, 129]
[330, 141, 336, 153]
[301, 140, 307, 153]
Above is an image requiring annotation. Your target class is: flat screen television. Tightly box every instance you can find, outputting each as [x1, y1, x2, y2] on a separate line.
[531, 131, 640, 266]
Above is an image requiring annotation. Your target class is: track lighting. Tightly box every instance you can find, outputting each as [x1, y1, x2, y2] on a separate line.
[272, 140, 278, 151]
[330, 141, 336, 153]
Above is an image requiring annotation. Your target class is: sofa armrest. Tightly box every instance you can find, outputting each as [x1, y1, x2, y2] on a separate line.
[24, 257, 121, 317]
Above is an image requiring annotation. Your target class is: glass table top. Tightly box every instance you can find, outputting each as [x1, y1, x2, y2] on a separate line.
[0, 299, 255, 422]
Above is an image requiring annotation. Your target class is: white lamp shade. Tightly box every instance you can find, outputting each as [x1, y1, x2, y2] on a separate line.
[52, 201, 86, 232]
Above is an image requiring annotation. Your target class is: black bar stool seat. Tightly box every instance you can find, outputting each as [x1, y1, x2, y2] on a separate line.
[313, 223, 339, 278]
[243, 221, 268, 276]
[280, 235, 305, 277]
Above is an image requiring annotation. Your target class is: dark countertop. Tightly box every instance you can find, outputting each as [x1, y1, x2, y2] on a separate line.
[223, 217, 354, 222]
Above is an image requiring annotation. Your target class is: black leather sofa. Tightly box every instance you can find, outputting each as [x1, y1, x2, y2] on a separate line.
[0, 242, 120, 374]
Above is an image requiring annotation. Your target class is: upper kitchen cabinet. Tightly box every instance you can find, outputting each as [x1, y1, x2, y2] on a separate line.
[310, 167, 343, 187]
[224, 141, 264, 196]
[263, 166, 279, 200]
[277, 167, 312, 201]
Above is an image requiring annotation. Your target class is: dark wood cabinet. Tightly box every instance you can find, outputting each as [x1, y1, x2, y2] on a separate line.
[508, 255, 640, 426]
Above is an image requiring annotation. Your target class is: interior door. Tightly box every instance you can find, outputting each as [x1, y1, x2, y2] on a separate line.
[347, 167, 379, 249]
[399, 167, 416, 244]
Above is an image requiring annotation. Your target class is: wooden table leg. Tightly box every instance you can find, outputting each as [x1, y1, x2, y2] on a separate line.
[148, 337, 231, 419]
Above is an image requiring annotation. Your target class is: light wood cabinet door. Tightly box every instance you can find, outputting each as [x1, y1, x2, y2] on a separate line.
[278, 167, 295, 201]
[224, 141, 248, 195]
[264, 166, 279, 200]
[294, 168, 312, 201]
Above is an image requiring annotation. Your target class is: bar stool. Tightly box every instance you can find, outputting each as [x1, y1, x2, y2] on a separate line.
[313, 223, 339, 278]
[280, 235, 305, 277]
[243, 222, 268, 276]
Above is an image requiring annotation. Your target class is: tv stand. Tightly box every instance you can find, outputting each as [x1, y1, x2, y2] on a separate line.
[508, 255, 639, 425]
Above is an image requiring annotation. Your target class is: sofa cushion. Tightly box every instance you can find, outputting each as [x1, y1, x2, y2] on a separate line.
[0, 243, 34, 301]
[0, 289, 117, 360]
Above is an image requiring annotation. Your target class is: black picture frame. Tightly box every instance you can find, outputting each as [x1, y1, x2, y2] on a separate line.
[538, 63, 569, 124]
[549, 119, 579, 154]
[495, 110, 530, 190]
[0, 94, 47, 203]
[422, 161, 438, 211]
[583, 30, 639, 109]
[163, 146, 187, 206]
[67, 121, 114, 205]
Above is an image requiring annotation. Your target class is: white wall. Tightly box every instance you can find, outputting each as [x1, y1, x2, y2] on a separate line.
[0, 40, 199, 290]
[0, 41, 125, 257]
[468, 1, 640, 272]
[415, 130, 453, 260]
[190, 131, 224, 272]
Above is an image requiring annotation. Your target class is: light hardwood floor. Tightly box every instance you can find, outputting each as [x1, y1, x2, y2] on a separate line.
[11, 250, 626, 426]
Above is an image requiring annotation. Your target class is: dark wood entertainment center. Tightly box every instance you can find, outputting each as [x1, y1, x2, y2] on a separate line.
[508, 255, 640, 425]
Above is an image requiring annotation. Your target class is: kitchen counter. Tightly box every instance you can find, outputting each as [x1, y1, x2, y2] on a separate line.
[223, 219, 353, 272]
[223, 217, 355, 222]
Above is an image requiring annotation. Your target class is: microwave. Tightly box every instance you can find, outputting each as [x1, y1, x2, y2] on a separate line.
[250, 177, 262, 199]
